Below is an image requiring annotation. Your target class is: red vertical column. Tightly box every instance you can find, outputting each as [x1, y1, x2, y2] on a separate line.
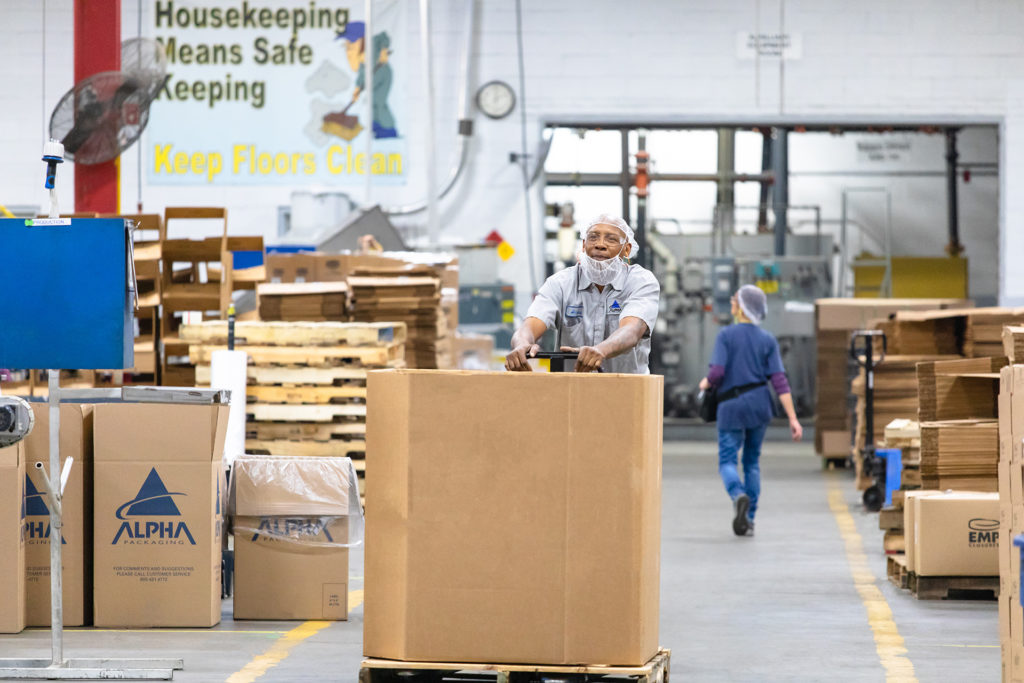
[73, 0, 120, 213]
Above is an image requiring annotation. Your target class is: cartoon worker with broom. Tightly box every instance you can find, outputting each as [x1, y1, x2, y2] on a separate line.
[324, 21, 398, 141]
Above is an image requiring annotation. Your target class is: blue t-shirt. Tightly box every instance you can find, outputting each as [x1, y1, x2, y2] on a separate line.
[710, 323, 785, 430]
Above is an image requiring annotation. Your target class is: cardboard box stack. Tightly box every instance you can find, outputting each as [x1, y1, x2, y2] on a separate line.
[813, 298, 971, 460]
[999, 362, 1024, 678]
[257, 282, 349, 322]
[92, 401, 228, 627]
[365, 370, 662, 666]
[349, 268, 448, 369]
[24, 404, 93, 626]
[917, 356, 1006, 422]
[851, 354, 957, 487]
[920, 420, 999, 492]
[231, 454, 360, 620]
[185, 320, 406, 497]
[159, 207, 266, 387]
[877, 419, 921, 555]
[0, 442, 26, 634]
[966, 309, 1024, 357]
[1005, 326, 1024, 363]
[911, 491, 999, 576]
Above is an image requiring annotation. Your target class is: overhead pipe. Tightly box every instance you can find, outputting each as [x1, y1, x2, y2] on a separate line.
[383, 0, 476, 217]
[945, 128, 963, 255]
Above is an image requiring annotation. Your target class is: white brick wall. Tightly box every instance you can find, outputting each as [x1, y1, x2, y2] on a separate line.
[0, 0, 1020, 305]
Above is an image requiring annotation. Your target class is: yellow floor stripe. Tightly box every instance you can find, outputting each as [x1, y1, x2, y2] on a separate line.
[827, 474, 918, 683]
[224, 589, 364, 683]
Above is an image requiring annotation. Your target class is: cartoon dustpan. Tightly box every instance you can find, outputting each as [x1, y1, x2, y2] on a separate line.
[322, 102, 364, 141]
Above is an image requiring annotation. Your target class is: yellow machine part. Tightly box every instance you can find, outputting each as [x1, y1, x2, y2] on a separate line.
[853, 255, 968, 298]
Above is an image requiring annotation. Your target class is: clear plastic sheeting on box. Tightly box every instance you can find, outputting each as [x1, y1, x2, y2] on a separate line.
[229, 454, 364, 548]
[232, 514, 360, 549]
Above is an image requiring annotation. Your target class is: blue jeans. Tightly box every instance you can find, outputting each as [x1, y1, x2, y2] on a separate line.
[718, 425, 768, 520]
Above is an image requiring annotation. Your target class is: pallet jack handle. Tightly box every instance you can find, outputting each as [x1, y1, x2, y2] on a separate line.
[849, 329, 888, 511]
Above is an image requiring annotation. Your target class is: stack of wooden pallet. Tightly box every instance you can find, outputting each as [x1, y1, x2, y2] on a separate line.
[160, 207, 266, 386]
[182, 320, 406, 496]
[348, 267, 448, 369]
[257, 282, 349, 321]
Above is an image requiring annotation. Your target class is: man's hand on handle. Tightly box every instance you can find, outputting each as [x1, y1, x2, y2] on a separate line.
[504, 343, 540, 372]
[559, 346, 606, 373]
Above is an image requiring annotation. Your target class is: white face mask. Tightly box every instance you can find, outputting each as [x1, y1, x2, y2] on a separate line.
[579, 246, 626, 286]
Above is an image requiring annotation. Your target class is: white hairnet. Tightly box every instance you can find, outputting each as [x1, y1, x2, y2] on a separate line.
[736, 284, 767, 324]
[581, 214, 639, 258]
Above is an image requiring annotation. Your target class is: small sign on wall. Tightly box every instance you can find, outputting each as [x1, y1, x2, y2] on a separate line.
[857, 138, 914, 163]
[736, 32, 803, 60]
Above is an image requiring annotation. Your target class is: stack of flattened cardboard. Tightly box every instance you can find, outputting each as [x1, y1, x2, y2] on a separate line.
[349, 269, 447, 369]
[184, 320, 405, 499]
[877, 419, 920, 557]
[257, 282, 349, 322]
[230, 454, 360, 620]
[1003, 325, 1024, 364]
[813, 298, 972, 460]
[888, 312, 964, 355]
[965, 308, 1024, 358]
[851, 354, 958, 487]
[919, 420, 999, 491]
[917, 356, 1006, 422]
[365, 370, 662, 666]
[998, 364, 1024, 677]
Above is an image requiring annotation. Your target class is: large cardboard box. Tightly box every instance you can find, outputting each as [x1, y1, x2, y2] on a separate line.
[93, 402, 228, 627]
[232, 455, 355, 621]
[904, 490, 944, 573]
[24, 404, 93, 626]
[916, 492, 999, 576]
[365, 370, 662, 666]
[0, 442, 26, 633]
[814, 298, 972, 331]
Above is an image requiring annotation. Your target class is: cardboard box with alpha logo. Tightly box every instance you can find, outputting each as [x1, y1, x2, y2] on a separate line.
[915, 492, 1000, 576]
[364, 370, 662, 667]
[231, 454, 361, 621]
[93, 402, 228, 627]
[23, 403, 93, 626]
[0, 442, 26, 634]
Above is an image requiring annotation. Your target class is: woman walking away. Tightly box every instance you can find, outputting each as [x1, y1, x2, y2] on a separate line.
[698, 285, 803, 537]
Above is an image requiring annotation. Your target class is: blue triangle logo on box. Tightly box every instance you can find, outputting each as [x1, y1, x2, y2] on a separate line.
[24, 475, 50, 516]
[115, 468, 186, 520]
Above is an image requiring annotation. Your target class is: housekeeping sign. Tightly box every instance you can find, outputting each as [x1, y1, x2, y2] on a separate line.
[146, 0, 408, 185]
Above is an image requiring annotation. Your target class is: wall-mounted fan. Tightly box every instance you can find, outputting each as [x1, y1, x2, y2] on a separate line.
[48, 38, 168, 165]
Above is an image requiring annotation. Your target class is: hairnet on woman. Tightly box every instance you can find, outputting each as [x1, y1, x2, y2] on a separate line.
[699, 284, 803, 536]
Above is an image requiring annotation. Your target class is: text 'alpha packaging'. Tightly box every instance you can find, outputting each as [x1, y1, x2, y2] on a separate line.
[93, 402, 228, 627]
[231, 454, 362, 621]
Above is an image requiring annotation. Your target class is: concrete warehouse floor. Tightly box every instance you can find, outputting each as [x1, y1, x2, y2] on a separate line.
[0, 440, 998, 682]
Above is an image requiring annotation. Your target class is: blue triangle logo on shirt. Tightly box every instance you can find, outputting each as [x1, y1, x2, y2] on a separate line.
[611, 300, 621, 311]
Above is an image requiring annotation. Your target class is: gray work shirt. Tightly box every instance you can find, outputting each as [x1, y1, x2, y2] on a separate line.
[525, 263, 660, 374]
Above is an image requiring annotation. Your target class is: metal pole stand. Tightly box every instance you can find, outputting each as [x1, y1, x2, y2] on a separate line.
[850, 331, 888, 512]
[0, 376, 183, 680]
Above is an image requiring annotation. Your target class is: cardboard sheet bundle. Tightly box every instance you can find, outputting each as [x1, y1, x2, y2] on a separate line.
[1004, 325, 1024, 363]
[965, 308, 1024, 357]
[813, 298, 970, 459]
[917, 356, 1005, 422]
[919, 419, 999, 492]
[348, 267, 449, 369]
[257, 282, 349, 321]
[998, 364, 1024, 676]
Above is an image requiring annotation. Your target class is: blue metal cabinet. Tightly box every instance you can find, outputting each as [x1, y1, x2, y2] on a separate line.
[0, 217, 133, 369]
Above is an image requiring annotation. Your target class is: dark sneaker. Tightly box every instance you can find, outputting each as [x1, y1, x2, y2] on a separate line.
[733, 494, 750, 536]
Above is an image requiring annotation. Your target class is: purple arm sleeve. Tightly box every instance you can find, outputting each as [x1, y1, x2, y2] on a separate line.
[707, 364, 725, 387]
[770, 371, 791, 395]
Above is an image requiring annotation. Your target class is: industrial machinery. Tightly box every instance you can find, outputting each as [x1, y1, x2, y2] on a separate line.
[646, 232, 833, 418]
